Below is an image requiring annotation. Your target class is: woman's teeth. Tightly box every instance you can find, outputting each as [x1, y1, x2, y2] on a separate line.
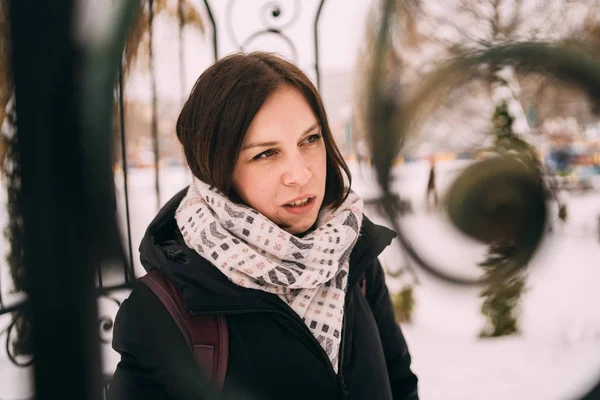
[287, 198, 310, 207]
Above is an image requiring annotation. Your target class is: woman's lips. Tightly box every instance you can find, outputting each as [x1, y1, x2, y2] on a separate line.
[282, 196, 316, 214]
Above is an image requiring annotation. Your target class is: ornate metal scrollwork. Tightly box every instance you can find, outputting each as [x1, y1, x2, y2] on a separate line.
[258, 1, 301, 30]
[366, 0, 600, 286]
[3, 311, 34, 367]
[98, 295, 122, 345]
[225, 0, 301, 61]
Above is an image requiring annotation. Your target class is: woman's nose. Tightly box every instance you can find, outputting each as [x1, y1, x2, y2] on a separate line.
[282, 154, 312, 187]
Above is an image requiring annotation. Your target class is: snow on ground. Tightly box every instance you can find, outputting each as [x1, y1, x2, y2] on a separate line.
[1, 160, 600, 399]
[354, 161, 600, 400]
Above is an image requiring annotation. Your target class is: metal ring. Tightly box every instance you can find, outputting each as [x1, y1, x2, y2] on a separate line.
[368, 0, 600, 286]
[226, 0, 301, 52]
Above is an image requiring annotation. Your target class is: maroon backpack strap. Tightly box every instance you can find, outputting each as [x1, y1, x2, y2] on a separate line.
[188, 306, 229, 391]
[140, 270, 193, 348]
[360, 271, 367, 296]
[140, 270, 229, 391]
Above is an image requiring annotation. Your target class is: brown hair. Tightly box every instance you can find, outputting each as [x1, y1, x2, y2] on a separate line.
[176, 52, 351, 209]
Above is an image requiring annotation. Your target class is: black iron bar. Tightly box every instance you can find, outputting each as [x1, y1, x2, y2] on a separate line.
[0, 299, 25, 316]
[178, 0, 186, 102]
[203, 0, 219, 61]
[313, 0, 326, 90]
[118, 66, 135, 283]
[9, 0, 102, 398]
[0, 259, 3, 309]
[148, 0, 161, 211]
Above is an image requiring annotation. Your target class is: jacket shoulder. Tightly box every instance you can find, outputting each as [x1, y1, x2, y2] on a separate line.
[112, 281, 187, 354]
[110, 281, 216, 399]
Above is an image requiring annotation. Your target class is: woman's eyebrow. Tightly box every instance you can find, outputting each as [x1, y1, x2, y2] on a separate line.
[241, 122, 320, 151]
[241, 140, 279, 151]
[303, 122, 320, 134]
[298, 122, 321, 140]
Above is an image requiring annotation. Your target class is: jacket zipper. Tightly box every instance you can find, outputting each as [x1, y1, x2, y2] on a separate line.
[336, 282, 353, 400]
[337, 315, 349, 399]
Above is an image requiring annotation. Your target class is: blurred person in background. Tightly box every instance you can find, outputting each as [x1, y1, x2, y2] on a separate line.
[108, 52, 418, 400]
[425, 156, 438, 211]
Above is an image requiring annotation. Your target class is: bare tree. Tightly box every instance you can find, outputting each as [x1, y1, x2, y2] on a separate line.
[357, 0, 600, 152]
[406, 0, 600, 128]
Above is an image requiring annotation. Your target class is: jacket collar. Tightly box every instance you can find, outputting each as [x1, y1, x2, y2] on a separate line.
[139, 187, 396, 313]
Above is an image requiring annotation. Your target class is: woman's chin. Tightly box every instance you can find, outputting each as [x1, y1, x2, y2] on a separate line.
[281, 218, 317, 236]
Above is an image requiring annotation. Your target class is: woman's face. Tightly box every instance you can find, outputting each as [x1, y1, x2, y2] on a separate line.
[232, 85, 327, 235]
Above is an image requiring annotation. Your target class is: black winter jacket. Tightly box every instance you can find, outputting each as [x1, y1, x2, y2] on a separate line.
[108, 189, 419, 400]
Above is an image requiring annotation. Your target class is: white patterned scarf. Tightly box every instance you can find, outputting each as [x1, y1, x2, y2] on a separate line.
[175, 178, 364, 372]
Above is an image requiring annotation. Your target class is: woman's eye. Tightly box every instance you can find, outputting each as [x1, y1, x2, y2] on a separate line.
[253, 149, 276, 160]
[304, 133, 322, 144]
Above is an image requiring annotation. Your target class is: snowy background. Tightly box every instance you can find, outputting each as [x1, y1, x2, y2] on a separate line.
[2, 160, 600, 399]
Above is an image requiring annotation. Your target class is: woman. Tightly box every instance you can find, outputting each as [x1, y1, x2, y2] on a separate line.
[108, 52, 419, 400]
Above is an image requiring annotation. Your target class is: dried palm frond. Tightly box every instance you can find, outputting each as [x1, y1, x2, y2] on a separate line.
[0, 1, 12, 127]
[122, 0, 204, 77]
